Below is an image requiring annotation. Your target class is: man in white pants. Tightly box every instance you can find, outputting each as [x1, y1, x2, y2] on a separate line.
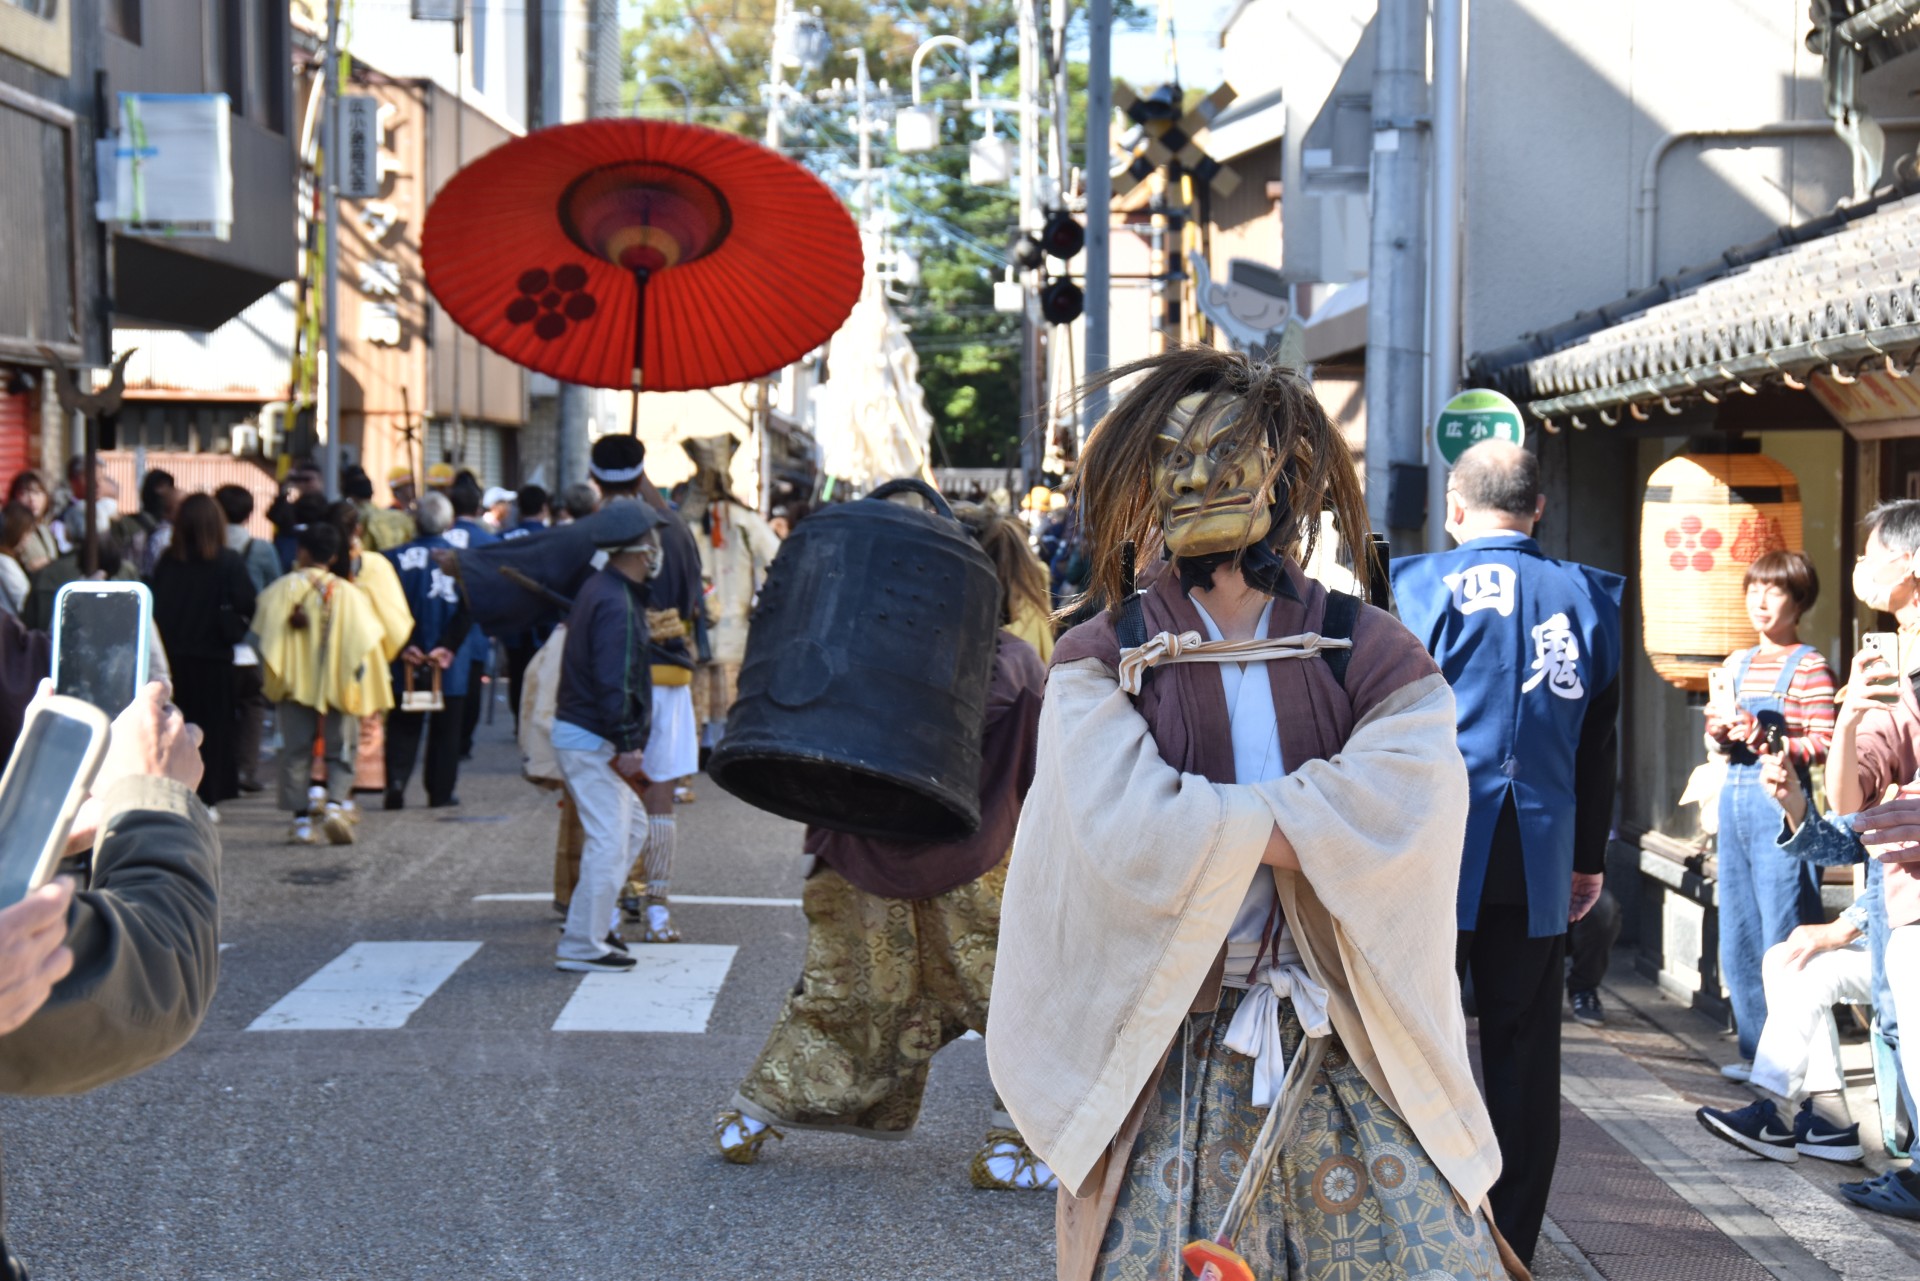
[582, 433, 704, 943]
[551, 515, 663, 973]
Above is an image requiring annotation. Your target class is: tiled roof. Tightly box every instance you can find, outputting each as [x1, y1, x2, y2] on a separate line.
[1468, 183, 1920, 424]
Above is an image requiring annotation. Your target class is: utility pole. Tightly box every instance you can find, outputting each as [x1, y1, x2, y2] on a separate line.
[1426, 0, 1466, 553]
[321, 0, 341, 498]
[1363, 0, 1429, 548]
[1083, 0, 1112, 442]
[559, 0, 623, 488]
[449, 3, 466, 470]
[766, 0, 787, 151]
[1017, 0, 1041, 485]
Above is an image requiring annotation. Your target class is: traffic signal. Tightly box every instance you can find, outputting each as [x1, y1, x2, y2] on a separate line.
[1009, 230, 1046, 271]
[1038, 210, 1084, 260]
[1040, 277, 1083, 324]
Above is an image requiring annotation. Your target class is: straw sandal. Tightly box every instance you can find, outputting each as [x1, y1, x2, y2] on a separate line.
[640, 897, 681, 943]
[714, 1110, 782, 1165]
[969, 1128, 1059, 1190]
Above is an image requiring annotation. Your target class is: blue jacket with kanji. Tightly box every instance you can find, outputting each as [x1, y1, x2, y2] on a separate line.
[386, 533, 474, 698]
[1391, 533, 1625, 934]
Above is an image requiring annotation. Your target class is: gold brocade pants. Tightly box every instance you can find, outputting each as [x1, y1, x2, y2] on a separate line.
[732, 856, 1007, 1137]
[690, 661, 740, 728]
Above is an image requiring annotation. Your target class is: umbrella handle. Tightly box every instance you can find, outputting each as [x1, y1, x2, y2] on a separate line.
[866, 478, 954, 520]
[1190, 1031, 1332, 1269]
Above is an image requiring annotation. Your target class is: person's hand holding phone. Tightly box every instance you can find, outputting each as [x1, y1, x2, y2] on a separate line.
[63, 683, 204, 853]
[98, 682, 204, 792]
[0, 879, 74, 1035]
[1840, 646, 1902, 728]
[1760, 751, 1809, 828]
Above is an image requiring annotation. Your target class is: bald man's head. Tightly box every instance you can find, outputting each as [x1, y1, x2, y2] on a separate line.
[1450, 439, 1538, 518]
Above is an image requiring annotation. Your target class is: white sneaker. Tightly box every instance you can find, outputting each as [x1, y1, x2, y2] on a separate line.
[205, 805, 221, 825]
[288, 817, 319, 846]
[1721, 1061, 1753, 1082]
[306, 784, 328, 813]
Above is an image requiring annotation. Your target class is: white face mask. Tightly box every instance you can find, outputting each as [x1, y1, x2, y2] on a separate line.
[1854, 553, 1911, 614]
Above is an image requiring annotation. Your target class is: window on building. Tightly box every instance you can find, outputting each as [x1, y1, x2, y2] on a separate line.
[2, 0, 55, 20]
[256, 0, 286, 133]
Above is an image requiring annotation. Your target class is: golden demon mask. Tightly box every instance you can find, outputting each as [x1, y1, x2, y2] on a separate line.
[1150, 392, 1278, 558]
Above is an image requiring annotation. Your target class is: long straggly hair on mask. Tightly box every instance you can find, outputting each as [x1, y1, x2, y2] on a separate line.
[1065, 345, 1372, 618]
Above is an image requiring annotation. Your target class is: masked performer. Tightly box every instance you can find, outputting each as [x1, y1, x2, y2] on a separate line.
[988, 348, 1520, 1281]
[714, 502, 1058, 1190]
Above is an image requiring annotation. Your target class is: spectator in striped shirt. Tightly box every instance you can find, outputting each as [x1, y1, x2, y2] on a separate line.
[1706, 549, 1836, 1075]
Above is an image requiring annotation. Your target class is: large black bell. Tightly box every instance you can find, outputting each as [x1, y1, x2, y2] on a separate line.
[710, 479, 1001, 842]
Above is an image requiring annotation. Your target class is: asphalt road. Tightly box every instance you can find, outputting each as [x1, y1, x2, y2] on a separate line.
[0, 713, 1055, 1280]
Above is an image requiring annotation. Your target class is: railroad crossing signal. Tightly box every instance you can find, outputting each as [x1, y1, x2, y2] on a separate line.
[1112, 82, 1241, 198]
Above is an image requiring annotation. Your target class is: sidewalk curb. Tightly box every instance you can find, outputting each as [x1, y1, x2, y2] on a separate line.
[1560, 1022, 1915, 1280]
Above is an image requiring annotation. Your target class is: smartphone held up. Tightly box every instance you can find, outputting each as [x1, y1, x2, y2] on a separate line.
[51, 581, 152, 717]
[0, 695, 109, 910]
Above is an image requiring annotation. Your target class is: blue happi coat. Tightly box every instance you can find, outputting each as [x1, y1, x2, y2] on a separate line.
[1391, 533, 1624, 935]
[445, 518, 498, 672]
[387, 533, 473, 698]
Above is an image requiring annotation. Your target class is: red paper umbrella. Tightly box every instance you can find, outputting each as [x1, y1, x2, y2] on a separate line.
[422, 119, 864, 393]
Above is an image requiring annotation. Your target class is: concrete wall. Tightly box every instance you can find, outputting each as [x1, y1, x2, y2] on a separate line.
[1463, 0, 1919, 358]
[1222, 0, 1374, 286]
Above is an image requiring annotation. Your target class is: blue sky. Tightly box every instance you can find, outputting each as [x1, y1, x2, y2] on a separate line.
[1109, 0, 1236, 91]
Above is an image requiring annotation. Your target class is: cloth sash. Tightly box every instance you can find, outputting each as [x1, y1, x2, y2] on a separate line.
[1222, 961, 1333, 1108]
[1117, 630, 1353, 696]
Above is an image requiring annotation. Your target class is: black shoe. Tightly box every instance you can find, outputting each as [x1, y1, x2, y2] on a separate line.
[552, 898, 568, 917]
[1568, 988, 1605, 1027]
[383, 790, 405, 812]
[427, 795, 461, 809]
[555, 950, 638, 973]
[237, 777, 265, 794]
[605, 932, 630, 955]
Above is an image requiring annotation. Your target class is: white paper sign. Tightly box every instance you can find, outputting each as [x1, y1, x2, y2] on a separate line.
[113, 93, 233, 239]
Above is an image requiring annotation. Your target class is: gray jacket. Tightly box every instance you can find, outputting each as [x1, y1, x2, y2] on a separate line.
[0, 775, 221, 1272]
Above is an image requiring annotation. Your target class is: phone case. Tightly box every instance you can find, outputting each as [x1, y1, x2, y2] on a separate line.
[50, 580, 153, 704]
[0, 695, 111, 908]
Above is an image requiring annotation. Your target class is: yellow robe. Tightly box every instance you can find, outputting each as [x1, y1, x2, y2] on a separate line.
[253, 569, 395, 716]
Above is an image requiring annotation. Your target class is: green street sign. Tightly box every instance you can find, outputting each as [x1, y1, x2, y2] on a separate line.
[1434, 389, 1525, 465]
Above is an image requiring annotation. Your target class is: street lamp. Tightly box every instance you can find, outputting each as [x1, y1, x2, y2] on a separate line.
[634, 72, 693, 124]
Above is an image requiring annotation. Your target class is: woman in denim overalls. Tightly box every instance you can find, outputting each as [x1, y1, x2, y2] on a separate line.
[1708, 551, 1834, 1070]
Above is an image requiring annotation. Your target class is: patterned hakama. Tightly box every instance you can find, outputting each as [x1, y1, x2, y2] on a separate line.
[732, 857, 1005, 1136]
[1096, 989, 1508, 1281]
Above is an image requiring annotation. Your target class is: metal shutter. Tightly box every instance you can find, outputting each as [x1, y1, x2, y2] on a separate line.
[0, 390, 33, 500]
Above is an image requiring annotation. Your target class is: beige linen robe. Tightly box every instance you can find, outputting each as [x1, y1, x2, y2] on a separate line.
[986, 564, 1506, 1280]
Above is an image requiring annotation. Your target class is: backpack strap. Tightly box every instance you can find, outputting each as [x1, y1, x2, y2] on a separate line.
[1320, 591, 1361, 690]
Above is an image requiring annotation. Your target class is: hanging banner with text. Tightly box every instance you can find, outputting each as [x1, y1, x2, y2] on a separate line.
[1434, 389, 1525, 466]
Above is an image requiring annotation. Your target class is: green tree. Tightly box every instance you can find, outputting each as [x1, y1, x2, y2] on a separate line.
[627, 1, 1131, 467]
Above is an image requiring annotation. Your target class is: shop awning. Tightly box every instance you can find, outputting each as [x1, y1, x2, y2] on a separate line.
[1468, 182, 1920, 427]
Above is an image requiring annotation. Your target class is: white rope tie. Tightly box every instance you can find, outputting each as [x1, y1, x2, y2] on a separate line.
[1117, 630, 1353, 695]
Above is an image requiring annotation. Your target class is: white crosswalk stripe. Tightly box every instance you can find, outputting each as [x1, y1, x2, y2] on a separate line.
[247, 941, 483, 1031]
[550, 944, 739, 1033]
